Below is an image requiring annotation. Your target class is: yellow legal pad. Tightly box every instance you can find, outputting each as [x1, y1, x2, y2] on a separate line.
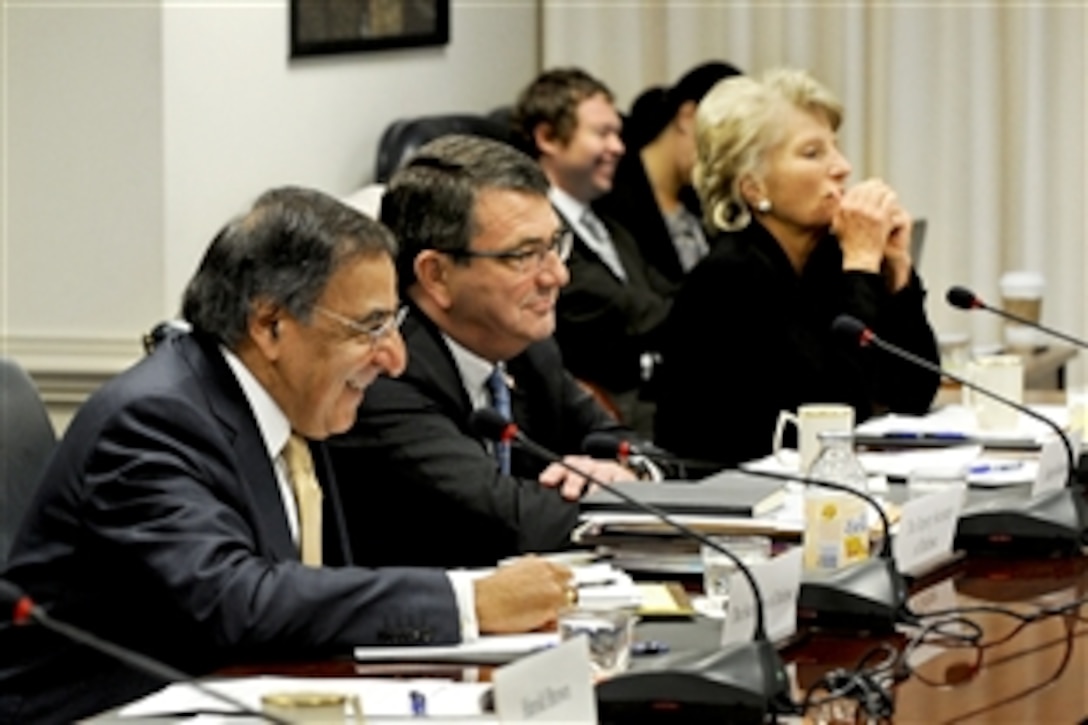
[635, 582, 695, 618]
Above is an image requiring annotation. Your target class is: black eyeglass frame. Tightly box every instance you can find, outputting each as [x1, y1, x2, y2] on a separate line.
[441, 227, 573, 273]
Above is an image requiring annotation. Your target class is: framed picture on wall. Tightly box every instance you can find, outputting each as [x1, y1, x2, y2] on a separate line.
[290, 0, 450, 57]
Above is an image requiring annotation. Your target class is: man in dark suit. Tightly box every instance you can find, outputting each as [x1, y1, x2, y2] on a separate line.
[512, 68, 675, 438]
[327, 135, 647, 569]
[0, 187, 571, 724]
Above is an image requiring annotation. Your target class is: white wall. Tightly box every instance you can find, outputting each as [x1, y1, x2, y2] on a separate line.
[2, 0, 538, 391]
[4, 3, 165, 363]
[161, 0, 538, 312]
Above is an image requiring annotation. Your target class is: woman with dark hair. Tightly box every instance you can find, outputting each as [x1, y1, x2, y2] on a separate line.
[597, 61, 742, 285]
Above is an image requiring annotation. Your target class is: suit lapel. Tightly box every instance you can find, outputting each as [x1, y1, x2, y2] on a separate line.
[401, 307, 475, 426]
[179, 335, 297, 561]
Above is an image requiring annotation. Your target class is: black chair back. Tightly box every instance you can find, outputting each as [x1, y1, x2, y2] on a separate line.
[373, 113, 518, 182]
[0, 357, 56, 567]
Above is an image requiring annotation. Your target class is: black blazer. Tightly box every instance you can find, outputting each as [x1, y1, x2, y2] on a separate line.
[596, 152, 705, 286]
[0, 333, 458, 725]
[654, 222, 941, 468]
[553, 207, 675, 397]
[327, 306, 634, 568]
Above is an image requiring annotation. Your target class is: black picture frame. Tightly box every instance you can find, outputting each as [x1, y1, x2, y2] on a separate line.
[290, 0, 450, 58]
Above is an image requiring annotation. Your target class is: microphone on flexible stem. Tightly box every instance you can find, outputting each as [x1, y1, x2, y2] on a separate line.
[0, 580, 287, 724]
[947, 286, 1088, 349]
[582, 433, 723, 479]
[469, 409, 794, 724]
[832, 314, 1087, 554]
[584, 433, 909, 632]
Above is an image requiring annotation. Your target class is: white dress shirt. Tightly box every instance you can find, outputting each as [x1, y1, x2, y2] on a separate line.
[220, 346, 480, 640]
[549, 187, 628, 281]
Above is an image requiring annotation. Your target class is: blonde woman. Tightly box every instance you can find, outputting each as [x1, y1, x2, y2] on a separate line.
[654, 68, 939, 468]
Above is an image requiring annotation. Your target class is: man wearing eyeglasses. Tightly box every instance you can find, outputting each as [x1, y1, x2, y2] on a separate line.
[327, 135, 646, 569]
[512, 68, 676, 438]
[0, 187, 574, 723]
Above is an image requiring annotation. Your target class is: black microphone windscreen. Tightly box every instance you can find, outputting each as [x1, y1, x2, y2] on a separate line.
[946, 286, 979, 310]
[831, 314, 867, 340]
[0, 580, 25, 610]
[468, 408, 512, 442]
[583, 432, 623, 459]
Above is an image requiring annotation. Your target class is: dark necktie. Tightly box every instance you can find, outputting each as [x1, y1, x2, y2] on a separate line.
[486, 366, 512, 475]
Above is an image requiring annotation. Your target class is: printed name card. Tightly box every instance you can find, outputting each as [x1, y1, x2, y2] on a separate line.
[1031, 434, 1077, 497]
[721, 547, 803, 646]
[492, 636, 596, 724]
[893, 488, 964, 576]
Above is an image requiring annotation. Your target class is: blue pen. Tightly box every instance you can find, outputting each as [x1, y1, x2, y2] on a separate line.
[969, 461, 1024, 475]
[631, 640, 670, 656]
[409, 689, 427, 717]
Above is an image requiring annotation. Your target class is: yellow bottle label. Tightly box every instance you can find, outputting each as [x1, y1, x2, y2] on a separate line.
[803, 492, 870, 571]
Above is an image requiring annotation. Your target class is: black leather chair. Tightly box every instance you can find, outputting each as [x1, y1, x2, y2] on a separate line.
[373, 113, 520, 183]
[0, 357, 57, 567]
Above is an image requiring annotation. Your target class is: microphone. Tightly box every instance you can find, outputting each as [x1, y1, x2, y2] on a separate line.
[581, 432, 723, 478]
[833, 314, 1087, 554]
[0, 580, 287, 724]
[469, 409, 794, 722]
[947, 286, 1088, 349]
[583, 432, 909, 632]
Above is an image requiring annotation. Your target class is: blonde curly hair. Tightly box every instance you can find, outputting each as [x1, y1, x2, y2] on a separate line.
[693, 68, 843, 232]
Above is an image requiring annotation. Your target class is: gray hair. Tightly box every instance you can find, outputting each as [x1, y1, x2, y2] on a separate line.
[694, 68, 843, 232]
[379, 134, 549, 291]
[182, 186, 396, 347]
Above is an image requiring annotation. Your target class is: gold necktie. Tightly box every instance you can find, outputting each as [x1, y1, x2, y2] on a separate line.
[282, 435, 323, 567]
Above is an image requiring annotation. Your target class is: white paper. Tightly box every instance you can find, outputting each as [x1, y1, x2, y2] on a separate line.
[1031, 435, 1073, 497]
[354, 632, 557, 664]
[721, 547, 803, 646]
[893, 488, 964, 576]
[492, 636, 596, 724]
[119, 676, 491, 718]
[855, 404, 1068, 443]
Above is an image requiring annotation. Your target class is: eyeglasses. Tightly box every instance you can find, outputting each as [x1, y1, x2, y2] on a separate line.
[312, 305, 408, 346]
[444, 227, 573, 274]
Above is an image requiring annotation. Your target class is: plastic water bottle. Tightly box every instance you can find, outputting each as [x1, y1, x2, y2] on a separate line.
[803, 430, 870, 571]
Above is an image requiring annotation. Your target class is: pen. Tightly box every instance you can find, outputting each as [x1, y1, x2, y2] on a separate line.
[631, 640, 670, 656]
[968, 461, 1024, 475]
[884, 431, 970, 440]
[409, 689, 427, 717]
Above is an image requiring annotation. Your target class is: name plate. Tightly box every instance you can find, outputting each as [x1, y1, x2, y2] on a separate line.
[722, 547, 803, 645]
[492, 636, 596, 723]
[893, 488, 963, 576]
[1031, 434, 1077, 497]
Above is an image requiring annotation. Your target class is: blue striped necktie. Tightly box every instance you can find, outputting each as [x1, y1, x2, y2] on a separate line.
[486, 366, 512, 474]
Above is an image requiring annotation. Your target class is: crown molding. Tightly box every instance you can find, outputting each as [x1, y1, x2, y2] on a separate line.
[0, 333, 143, 406]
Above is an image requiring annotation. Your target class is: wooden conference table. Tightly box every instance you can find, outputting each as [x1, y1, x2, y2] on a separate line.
[106, 389, 1086, 722]
[201, 553, 1088, 723]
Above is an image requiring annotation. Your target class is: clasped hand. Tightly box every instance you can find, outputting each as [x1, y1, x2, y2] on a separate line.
[832, 178, 912, 292]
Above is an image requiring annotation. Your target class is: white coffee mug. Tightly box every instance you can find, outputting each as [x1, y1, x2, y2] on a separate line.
[962, 355, 1023, 431]
[772, 403, 855, 473]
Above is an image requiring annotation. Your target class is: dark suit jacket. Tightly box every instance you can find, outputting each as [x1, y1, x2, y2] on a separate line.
[0, 333, 459, 725]
[596, 152, 705, 286]
[326, 307, 633, 568]
[654, 222, 941, 468]
[553, 207, 675, 397]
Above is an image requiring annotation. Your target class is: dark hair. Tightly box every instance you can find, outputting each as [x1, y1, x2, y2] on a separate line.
[624, 61, 743, 150]
[181, 186, 396, 346]
[511, 67, 614, 157]
[380, 134, 549, 292]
